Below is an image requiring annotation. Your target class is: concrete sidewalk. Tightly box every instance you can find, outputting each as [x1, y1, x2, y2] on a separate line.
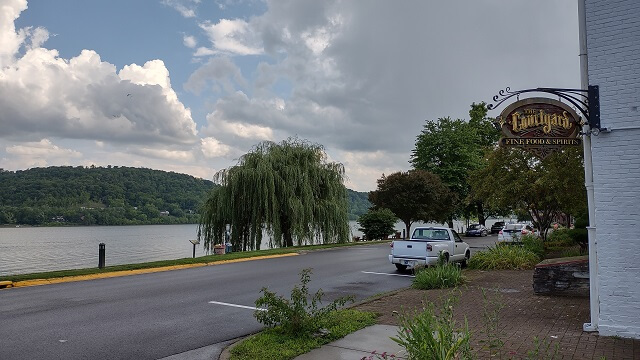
[294, 325, 404, 360]
[289, 269, 640, 360]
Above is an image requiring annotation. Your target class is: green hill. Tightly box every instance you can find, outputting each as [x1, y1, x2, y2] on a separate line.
[0, 166, 371, 225]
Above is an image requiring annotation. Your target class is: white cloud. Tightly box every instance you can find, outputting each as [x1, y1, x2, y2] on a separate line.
[199, 18, 263, 55]
[6, 139, 82, 158]
[162, 0, 201, 18]
[185, 56, 246, 94]
[200, 137, 231, 158]
[183, 35, 197, 48]
[0, 6, 198, 146]
[134, 148, 195, 162]
[0, 0, 27, 67]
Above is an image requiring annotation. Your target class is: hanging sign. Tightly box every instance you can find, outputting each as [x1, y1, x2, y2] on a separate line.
[496, 97, 583, 159]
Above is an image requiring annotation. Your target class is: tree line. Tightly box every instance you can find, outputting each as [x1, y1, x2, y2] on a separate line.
[0, 166, 370, 227]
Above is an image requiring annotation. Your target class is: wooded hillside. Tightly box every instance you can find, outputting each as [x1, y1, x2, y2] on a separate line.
[0, 166, 371, 225]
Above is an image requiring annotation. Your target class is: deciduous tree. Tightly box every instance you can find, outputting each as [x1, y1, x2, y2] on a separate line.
[198, 138, 349, 252]
[469, 146, 586, 239]
[369, 170, 455, 237]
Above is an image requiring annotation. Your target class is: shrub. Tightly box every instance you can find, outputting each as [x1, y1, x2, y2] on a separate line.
[521, 234, 544, 259]
[392, 296, 473, 360]
[357, 208, 397, 240]
[468, 245, 540, 270]
[413, 263, 464, 290]
[254, 268, 354, 336]
[547, 229, 576, 246]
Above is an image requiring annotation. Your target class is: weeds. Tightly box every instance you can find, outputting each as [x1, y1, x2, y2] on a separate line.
[526, 336, 560, 360]
[479, 288, 505, 358]
[391, 295, 473, 360]
[254, 268, 354, 336]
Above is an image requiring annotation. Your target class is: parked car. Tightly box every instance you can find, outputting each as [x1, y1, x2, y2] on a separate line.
[465, 224, 488, 237]
[389, 227, 470, 270]
[490, 221, 505, 234]
[498, 223, 538, 242]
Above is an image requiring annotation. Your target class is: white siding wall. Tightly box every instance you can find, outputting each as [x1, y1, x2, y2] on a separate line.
[586, 0, 640, 339]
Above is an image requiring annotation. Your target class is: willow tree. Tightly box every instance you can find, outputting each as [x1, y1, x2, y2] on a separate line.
[198, 138, 349, 252]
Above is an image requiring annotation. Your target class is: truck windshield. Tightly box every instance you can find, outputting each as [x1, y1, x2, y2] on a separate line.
[411, 229, 450, 240]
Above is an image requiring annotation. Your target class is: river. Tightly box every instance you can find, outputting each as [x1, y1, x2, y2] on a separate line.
[0, 220, 488, 276]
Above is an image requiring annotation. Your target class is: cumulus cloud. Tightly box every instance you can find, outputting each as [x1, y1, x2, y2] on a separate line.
[200, 137, 231, 158]
[6, 139, 82, 158]
[0, 6, 198, 146]
[198, 19, 263, 56]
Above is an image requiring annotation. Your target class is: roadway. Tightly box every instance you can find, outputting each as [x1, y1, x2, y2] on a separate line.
[0, 236, 497, 360]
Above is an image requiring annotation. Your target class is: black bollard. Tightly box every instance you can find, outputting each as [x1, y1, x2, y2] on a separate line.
[98, 243, 105, 269]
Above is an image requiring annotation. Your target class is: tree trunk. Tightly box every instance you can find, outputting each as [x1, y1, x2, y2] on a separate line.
[404, 221, 411, 240]
[447, 216, 454, 229]
[476, 202, 486, 226]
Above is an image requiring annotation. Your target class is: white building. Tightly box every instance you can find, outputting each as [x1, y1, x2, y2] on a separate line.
[585, 0, 640, 339]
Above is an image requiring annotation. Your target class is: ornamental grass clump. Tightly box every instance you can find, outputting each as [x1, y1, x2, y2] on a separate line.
[412, 262, 464, 290]
[468, 245, 540, 270]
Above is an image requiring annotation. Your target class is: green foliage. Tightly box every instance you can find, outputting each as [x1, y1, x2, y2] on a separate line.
[392, 296, 473, 360]
[348, 189, 371, 221]
[357, 208, 397, 240]
[369, 170, 455, 237]
[526, 336, 560, 360]
[547, 229, 576, 246]
[521, 234, 545, 259]
[412, 263, 465, 290]
[0, 166, 213, 225]
[469, 146, 587, 239]
[468, 245, 540, 270]
[411, 103, 504, 223]
[198, 138, 349, 252]
[254, 268, 354, 336]
[231, 309, 376, 360]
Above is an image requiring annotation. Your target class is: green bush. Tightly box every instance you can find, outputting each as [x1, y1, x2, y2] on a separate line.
[521, 234, 544, 259]
[568, 228, 588, 245]
[392, 296, 473, 360]
[254, 268, 354, 336]
[412, 263, 464, 290]
[468, 245, 540, 270]
[547, 229, 576, 246]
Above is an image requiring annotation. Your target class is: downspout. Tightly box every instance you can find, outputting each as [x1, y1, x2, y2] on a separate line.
[579, 0, 599, 333]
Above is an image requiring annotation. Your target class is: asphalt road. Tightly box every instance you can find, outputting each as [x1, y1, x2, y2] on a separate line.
[0, 244, 416, 360]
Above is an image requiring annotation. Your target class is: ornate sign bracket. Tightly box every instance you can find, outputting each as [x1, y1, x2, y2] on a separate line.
[488, 85, 601, 131]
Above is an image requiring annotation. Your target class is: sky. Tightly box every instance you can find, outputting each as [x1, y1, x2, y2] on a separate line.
[0, 0, 580, 191]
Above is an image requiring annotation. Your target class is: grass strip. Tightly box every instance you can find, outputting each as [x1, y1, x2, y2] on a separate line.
[230, 309, 376, 360]
[3, 240, 389, 282]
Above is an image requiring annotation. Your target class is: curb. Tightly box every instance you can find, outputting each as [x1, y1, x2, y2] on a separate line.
[0, 280, 13, 288]
[3, 253, 299, 289]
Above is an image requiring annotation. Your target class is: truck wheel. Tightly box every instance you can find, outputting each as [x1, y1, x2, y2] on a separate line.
[395, 264, 408, 271]
[461, 251, 470, 268]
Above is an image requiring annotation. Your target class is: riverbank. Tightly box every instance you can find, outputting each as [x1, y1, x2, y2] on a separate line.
[0, 240, 389, 285]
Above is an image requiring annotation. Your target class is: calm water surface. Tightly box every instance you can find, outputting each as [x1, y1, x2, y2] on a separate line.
[0, 225, 203, 276]
[0, 220, 486, 276]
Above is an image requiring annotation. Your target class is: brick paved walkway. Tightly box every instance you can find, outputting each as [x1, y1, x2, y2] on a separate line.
[355, 270, 640, 359]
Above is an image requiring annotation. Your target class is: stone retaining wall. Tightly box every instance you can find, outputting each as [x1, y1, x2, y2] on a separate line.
[533, 256, 589, 297]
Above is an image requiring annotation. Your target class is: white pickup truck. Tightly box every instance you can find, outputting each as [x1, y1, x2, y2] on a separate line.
[388, 226, 470, 271]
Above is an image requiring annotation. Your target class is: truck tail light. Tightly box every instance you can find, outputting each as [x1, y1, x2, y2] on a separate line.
[499, 230, 503, 235]
[426, 244, 432, 251]
[390, 241, 394, 248]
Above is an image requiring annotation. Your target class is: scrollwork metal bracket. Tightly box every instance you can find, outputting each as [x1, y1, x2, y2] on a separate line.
[487, 85, 600, 130]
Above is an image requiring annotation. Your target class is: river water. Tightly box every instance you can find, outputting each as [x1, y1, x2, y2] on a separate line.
[0, 220, 485, 276]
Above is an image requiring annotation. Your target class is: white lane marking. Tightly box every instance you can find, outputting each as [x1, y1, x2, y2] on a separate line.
[361, 271, 415, 278]
[208, 301, 266, 311]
